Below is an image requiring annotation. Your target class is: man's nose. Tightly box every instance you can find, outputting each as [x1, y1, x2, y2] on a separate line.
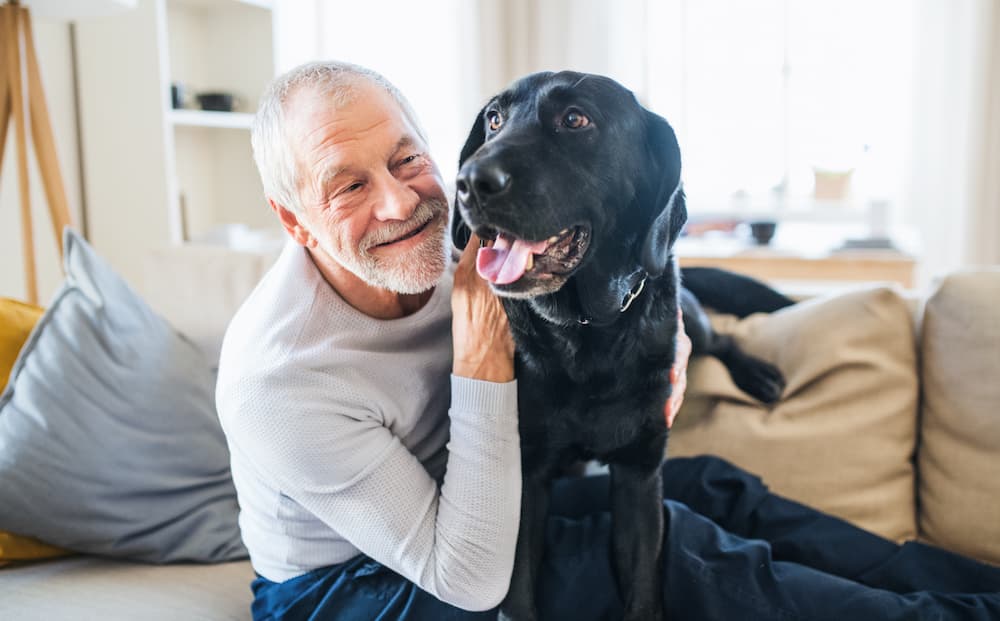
[455, 160, 510, 205]
[374, 174, 420, 221]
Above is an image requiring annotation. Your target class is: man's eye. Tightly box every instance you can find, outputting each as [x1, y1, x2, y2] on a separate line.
[345, 182, 364, 193]
[487, 110, 503, 132]
[562, 109, 590, 129]
[400, 154, 420, 165]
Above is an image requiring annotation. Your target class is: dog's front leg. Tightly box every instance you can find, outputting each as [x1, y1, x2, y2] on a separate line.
[610, 458, 666, 621]
[499, 471, 550, 621]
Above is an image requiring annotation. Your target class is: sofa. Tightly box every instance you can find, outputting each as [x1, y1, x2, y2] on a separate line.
[0, 237, 997, 621]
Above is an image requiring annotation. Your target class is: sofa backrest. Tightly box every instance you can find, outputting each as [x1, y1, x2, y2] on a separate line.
[917, 267, 1000, 565]
[141, 244, 282, 366]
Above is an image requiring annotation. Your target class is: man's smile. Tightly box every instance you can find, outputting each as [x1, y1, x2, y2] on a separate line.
[369, 211, 440, 251]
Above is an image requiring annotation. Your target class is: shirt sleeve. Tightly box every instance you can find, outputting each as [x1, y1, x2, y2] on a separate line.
[223, 371, 521, 612]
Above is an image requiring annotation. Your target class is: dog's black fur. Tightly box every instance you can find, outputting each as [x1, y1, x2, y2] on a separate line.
[452, 71, 793, 621]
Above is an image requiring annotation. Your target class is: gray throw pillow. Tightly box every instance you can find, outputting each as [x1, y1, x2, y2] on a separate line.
[0, 228, 246, 563]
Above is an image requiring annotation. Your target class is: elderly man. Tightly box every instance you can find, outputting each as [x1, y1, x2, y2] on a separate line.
[217, 61, 1000, 621]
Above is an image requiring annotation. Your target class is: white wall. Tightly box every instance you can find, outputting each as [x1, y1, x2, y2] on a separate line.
[74, 0, 172, 290]
[0, 16, 84, 303]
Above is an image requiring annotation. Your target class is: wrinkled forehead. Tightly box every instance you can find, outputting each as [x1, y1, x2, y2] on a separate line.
[285, 80, 425, 148]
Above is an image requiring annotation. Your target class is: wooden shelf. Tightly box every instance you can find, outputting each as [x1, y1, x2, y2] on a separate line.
[169, 0, 272, 10]
[169, 109, 254, 129]
[680, 250, 917, 289]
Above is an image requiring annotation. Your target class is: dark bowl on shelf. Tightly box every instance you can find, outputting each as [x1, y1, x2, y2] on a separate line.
[196, 93, 236, 112]
[749, 220, 778, 245]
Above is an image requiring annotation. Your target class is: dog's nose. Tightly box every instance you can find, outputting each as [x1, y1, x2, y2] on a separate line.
[456, 161, 510, 203]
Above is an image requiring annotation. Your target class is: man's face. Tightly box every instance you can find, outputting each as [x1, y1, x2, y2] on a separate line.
[286, 83, 449, 294]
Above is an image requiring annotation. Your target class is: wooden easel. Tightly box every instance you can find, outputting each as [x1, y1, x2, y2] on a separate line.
[0, 0, 74, 305]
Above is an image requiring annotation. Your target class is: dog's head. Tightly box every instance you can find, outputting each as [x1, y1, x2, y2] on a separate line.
[453, 71, 686, 324]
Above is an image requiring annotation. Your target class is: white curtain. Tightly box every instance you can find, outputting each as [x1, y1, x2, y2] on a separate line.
[906, 0, 1000, 282]
[968, 0, 1000, 267]
[467, 0, 647, 102]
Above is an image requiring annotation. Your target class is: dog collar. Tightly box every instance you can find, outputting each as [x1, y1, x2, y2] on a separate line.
[578, 271, 648, 325]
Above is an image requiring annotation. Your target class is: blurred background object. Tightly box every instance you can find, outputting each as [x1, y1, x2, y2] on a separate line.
[1, 0, 998, 301]
[0, 0, 135, 303]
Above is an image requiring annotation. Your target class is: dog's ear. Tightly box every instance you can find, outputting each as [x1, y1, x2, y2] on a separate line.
[451, 104, 489, 251]
[459, 104, 488, 168]
[639, 111, 688, 277]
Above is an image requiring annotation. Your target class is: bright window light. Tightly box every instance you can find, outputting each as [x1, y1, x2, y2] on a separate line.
[646, 0, 916, 215]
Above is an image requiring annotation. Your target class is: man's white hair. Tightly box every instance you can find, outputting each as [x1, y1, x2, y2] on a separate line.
[251, 60, 428, 213]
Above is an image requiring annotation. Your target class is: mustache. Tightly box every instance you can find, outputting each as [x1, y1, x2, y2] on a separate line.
[362, 198, 448, 249]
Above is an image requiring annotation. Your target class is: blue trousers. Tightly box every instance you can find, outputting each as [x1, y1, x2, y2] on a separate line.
[250, 456, 1000, 620]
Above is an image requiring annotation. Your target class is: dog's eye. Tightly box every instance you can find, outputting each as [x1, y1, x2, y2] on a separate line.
[562, 109, 590, 129]
[487, 110, 504, 132]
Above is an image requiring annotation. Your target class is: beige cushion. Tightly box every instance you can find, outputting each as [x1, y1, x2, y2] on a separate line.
[141, 244, 281, 364]
[670, 286, 919, 541]
[918, 269, 1000, 565]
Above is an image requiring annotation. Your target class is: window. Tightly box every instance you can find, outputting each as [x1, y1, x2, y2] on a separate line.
[645, 0, 916, 216]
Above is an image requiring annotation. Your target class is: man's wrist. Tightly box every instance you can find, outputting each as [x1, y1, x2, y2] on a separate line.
[453, 357, 514, 383]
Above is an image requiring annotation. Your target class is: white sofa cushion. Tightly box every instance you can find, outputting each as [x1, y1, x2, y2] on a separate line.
[142, 244, 281, 366]
[0, 557, 254, 620]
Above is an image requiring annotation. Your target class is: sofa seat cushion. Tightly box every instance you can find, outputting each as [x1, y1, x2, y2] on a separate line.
[670, 286, 919, 542]
[0, 556, 254, 620]
[918, 269, 1000, 565]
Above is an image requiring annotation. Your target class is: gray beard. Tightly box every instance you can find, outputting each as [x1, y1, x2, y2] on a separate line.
[325, 198, 450, 294]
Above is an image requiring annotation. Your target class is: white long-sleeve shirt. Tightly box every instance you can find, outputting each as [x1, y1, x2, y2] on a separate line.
[216, 241, 521, 610]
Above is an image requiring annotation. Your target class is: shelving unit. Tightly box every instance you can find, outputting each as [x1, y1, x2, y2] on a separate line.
[71, 0, 284, 291]
[168, 109, 255, 129]
[160, 0, 279, 243]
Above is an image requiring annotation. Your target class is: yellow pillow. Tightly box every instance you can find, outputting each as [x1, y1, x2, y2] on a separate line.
[0, 531, 68, 564]
[1, 297, 45, 385]
[0, 297, 71, 564]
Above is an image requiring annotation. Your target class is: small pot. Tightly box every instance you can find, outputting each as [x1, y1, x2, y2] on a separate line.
[749, 220, 778, 245]
[196, 92, 239, 112]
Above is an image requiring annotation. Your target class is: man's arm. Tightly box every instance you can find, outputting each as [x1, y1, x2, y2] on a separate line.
[222, 370, 519, 611]
[219, 236, 520, 612]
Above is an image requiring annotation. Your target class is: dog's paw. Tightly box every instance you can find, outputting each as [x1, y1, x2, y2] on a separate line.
[732, 358, 786, 405]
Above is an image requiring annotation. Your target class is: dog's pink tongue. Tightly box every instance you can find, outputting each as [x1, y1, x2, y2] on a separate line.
[477, 234, 548, 285]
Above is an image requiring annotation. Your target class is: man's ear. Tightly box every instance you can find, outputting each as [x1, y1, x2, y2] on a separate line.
[639, 111, 687, 277]
[451, 104, 489, 251]
[270, 198, 316, 248]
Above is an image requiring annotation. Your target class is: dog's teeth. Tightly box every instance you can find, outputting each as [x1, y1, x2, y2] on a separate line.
[559, 228, 569, 235]
[548, 235, 560, 244]
[526, 254, 534, 271]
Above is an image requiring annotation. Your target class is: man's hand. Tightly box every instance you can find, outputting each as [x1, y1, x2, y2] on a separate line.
[452, 234, 516, 383]
[665, 310, 691, 428]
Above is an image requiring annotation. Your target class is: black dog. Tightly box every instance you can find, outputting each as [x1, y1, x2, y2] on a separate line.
[452, 71, 792, 621]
